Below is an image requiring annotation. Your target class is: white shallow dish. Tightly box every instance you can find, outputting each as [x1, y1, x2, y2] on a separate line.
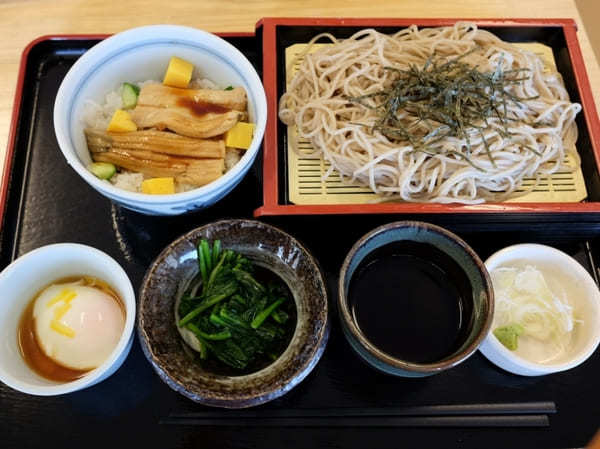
[54, 25, 267, 215]
[0, 244, 135, 395]
[479, 243, 600, 376]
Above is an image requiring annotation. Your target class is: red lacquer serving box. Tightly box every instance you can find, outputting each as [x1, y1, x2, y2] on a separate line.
[254, 18, 600, 219]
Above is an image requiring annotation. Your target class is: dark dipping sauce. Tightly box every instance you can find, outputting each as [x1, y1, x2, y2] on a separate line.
[348, 241, 474, 364]
[176, 97, 231, 117]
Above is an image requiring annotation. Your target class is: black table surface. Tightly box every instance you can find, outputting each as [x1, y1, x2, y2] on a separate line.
[0, 36, 599, 449]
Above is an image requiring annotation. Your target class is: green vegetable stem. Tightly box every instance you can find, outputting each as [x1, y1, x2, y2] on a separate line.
[251, 298, 286, 329]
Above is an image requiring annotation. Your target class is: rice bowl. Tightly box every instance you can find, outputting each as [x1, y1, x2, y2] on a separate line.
[54, 25, 267, 215]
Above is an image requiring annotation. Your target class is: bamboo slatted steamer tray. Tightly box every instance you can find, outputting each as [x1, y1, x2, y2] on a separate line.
[285, 42, 587, 205]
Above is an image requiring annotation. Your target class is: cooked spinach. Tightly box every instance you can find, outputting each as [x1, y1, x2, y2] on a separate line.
[177, 239, 295, 371]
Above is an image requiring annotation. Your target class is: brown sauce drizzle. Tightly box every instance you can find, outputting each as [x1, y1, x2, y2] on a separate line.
[18, 300, 89, 382]
[176, 97, 230, 117]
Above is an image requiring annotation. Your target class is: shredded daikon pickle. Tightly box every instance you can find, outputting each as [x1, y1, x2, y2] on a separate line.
[491, 265, 579, 363]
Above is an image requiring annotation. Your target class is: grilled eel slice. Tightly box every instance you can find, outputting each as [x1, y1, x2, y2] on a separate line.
[130, 84, 247, 138]
[137, 83, 247, 111]
[92, 148, 224, 187]
[85, 129, 225, 158]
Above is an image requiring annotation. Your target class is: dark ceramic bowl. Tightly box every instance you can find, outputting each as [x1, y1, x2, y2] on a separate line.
[338, 221, 494, 377]
[138, 219, 329, 407]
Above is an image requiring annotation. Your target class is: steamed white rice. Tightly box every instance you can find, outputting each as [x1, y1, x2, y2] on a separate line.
[111, 172, 144, 192]
[83, 78, 243, 193]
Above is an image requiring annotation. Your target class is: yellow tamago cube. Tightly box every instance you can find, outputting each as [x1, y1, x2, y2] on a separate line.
[106, 109, 137, 132]
[225, 122, 255, 149]
[141, 177, 175, 195]
[163, 56, 194, 88]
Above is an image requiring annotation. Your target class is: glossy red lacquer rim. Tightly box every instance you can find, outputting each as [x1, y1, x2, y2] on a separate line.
[1, 31, 255, 231]
[254, 17, 600, 217]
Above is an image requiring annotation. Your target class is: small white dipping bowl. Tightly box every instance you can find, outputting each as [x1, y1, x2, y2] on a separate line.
[0, 244, 135, 395]
[54, 25, 267, 215]
[479, 243, 600, 376]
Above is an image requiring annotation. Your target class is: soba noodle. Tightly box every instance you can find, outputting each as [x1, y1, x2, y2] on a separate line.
[278, 23, 582, 204]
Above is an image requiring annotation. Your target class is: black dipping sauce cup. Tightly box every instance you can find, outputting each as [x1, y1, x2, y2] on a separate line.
[338, 221, 494, 377]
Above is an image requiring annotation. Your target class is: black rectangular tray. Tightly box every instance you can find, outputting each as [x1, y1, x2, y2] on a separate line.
[1, 35, 599, 449]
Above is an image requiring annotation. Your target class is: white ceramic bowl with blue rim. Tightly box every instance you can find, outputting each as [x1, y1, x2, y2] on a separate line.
[0, 243, 135, 395]
[54, 25, 267, 215]
[479, 243, 600, 376]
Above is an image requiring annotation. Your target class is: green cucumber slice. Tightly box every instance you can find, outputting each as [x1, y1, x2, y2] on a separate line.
[121, 82, 140, 109]
[89, 162, 116, 180]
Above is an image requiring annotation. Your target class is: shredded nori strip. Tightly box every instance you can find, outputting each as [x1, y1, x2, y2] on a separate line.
[346, 48, 538, 171]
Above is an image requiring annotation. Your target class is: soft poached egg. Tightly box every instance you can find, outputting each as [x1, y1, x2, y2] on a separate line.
[33, 281, 125, 370]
